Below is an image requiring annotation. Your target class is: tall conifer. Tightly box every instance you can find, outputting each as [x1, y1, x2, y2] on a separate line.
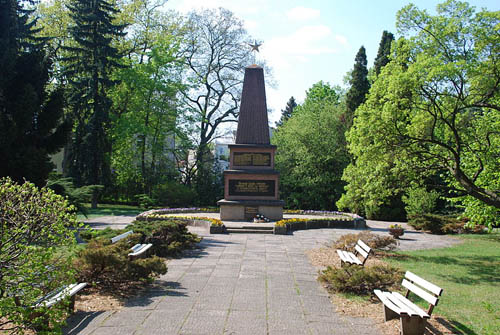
[0, 0, 70, 186]
[345, 46, 370, 127]
[374, 31, 394, 76]
[63, 0, 126, 207]
[276, 96, 297, 127]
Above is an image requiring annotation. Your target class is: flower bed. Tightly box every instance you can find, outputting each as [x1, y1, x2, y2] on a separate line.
[274, 217, 366, 234]
[136, 207, 219, 219]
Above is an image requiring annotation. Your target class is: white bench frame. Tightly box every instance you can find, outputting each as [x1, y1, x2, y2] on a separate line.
[336, 239, 372, 266]
[111, 230, 152, 258]
[33, 283, 87, 309]
[374, 271, 443, 335]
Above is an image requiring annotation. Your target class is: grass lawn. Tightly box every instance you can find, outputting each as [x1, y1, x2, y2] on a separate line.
[384, 233, 500, 335]
[77, 203, 146, 220]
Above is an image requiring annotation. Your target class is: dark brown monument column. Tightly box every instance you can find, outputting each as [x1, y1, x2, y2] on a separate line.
[217, 65, 284, 221]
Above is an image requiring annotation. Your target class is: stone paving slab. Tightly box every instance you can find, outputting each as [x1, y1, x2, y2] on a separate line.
[65, 230, 384, 335]
[68, 214, 462, 335]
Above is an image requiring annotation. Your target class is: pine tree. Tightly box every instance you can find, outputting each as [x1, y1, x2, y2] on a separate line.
[345, 46, 370, 127]
[0, 0, 71, 186]
[374, 31, 394, 76]
[276, 96, 297, 127]
[63, 0, 126, 207]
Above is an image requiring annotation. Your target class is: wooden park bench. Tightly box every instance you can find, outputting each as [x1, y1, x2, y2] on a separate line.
[374, 271, 444, 335]
[336, 239, 372, 267]
[111, 230, 152, 258]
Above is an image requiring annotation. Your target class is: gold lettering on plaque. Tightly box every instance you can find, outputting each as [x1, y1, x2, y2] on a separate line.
[233, 152, 270, 166]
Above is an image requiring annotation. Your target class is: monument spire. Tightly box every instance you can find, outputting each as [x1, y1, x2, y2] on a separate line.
[235, 66, 270, 144]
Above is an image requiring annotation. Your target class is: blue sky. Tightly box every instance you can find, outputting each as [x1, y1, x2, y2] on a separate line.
[166, 0, 499, 125]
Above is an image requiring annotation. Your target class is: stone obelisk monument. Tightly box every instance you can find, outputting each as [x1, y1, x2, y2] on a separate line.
[218, 49, 284, 221]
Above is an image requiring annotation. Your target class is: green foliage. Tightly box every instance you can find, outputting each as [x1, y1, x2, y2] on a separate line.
[78, 227, 127, 242]
[319, 264, 403, 295]
[130, 220, 201, 257]
[273, 82, 349, 210]
[0, 177, 79, 333]
[402, 185, 440, 216]
[0, 0, 71, 186]
[345, 46, 370, 127]
[74, 236, 167, 287]
[152, 181, 197, 208]
[275, 96, 297, 127]
[63, 0, 127, 206]
[374, 30, 394, 76]
[46, 173, 95, 216]
[340, 1, 500, 227]
[333, 232, 397, 251]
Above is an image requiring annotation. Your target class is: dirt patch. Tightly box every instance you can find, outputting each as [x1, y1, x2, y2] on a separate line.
[307, 246, 457, 335]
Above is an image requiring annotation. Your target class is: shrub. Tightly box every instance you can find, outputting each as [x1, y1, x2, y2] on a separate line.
[333, 232, 397, 251]
[0, 177, 80, 333]
[74, 235, 167, 287]
[402, 186, 440, 216]
[319, 264, 403, 295]
[152, 181, 197, 207]
[78, 227, 128, 242]
[130, 220, 201, 257]
[407, 213, 469, 234]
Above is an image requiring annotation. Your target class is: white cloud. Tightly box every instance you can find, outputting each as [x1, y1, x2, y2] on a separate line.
[259, 25, 338, 71]
[335, 34, 348, 46]
[286, 6, 320, 21]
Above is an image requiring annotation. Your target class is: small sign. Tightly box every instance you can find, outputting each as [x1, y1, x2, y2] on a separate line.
[233, 152, 271, 166]
[229, 180, 275, 197]
[244, 206, 258, 220]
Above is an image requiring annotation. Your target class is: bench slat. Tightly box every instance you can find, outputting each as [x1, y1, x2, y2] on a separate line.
[374, 290, 408, 316]
[391, 292, 430, 319]
[405, 271, 443, 297]
[111, 230, 134, 244]
[35, 283, 87, 308]
[344, 251, 362, 265]
[357, 240, 371, 254]
[128, 243, 152, 257]
[355, 245, 369, 259]
[402, 279, 439, 306]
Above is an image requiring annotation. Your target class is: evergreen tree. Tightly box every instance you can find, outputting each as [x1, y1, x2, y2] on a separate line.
[63, 0, 126, 207]
[345, 46, 370, 127]
[0, 0, 71, 186]
[276, 96, 297, 127]
[374, 30, 394, 76]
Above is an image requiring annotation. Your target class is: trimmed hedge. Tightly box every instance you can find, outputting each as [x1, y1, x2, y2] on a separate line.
[407, 213, 483, 234]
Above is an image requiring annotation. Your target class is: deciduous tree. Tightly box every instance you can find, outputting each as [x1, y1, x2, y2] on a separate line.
[339, 0, 500, 228]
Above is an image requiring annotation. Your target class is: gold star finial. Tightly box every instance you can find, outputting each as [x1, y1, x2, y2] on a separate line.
[249, 40, 262, 52]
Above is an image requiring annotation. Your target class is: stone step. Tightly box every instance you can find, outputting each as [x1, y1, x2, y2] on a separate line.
[226, 226, 273, 234]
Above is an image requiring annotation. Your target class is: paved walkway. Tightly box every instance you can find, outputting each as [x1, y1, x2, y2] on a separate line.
[67, 215, 461, 334]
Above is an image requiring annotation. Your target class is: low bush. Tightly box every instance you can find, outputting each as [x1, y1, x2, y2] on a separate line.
[408, 214, 472, 234]
[78, 227, 128, 242]
[74, 235, 167, 287]
[130, 220, 201, 257]
[0, 177, 80, 334]
[319, 264, 403, 295]
[333, 232, 397, 251]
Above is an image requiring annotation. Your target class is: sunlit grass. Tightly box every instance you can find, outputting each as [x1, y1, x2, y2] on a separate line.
[385, 233, 500, 335]
[77, 203, 145, 220]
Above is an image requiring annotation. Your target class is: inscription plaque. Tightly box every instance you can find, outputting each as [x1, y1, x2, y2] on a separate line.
[229, 180, 275, 197]
[233, 152, 271, 166]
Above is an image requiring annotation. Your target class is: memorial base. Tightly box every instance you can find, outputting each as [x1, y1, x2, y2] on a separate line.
[218, 199, 284, 221]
